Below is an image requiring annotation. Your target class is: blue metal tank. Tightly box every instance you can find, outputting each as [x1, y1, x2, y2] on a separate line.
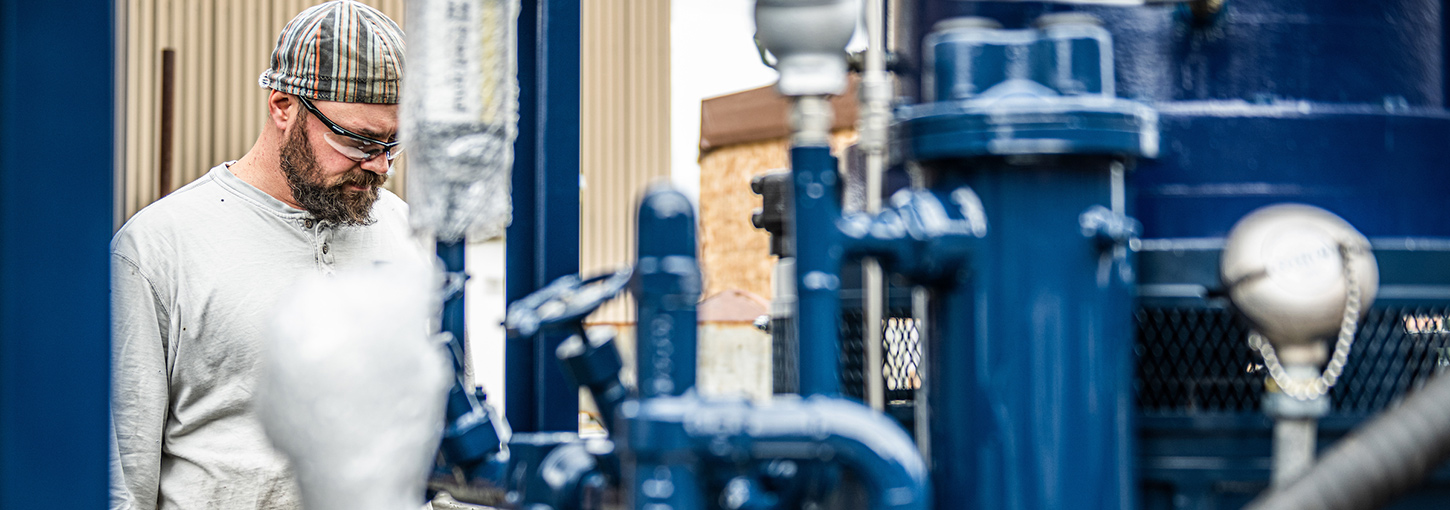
[899, 1, 1450, 509]
[913, 0, 1450, 238]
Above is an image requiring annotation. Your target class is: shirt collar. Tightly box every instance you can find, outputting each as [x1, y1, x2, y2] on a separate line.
[212, 162, 311, 219]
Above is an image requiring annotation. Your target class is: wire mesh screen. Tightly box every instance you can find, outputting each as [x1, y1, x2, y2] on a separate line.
[840, 308, 919, 402]
[1135, 305, 1450, 416]
[823, 299, 1449, 417]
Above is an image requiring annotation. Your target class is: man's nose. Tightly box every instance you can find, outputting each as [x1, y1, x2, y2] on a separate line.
[360, 153, 390, 175]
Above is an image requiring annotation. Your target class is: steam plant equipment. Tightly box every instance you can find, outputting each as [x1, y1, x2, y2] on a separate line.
[21, 0, 1450, 507]
[410, 0, 1450, 509]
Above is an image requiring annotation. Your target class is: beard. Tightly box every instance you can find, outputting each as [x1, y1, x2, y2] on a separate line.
[279, 113, 386, 227]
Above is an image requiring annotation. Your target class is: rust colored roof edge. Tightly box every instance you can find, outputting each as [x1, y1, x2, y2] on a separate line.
[698, 77, 860, 156]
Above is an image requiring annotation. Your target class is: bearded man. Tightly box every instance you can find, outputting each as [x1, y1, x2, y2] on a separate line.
[110, 3, 421, 508]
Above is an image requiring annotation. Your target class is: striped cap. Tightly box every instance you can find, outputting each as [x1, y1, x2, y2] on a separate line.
[258, 1, 405, 104]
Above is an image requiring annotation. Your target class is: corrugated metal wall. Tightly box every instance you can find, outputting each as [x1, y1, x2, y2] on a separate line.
[580, 0, 671, 324]
[119, 0, 409, 222]
[119, 0, 668, 325]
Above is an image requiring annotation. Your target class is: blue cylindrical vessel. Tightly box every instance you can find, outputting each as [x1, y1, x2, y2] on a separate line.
[913, 0, 1450, 238]
[924, 158, 1138, 510]
[901, 12, 1150, 510]
[904, 2, 1450, 509]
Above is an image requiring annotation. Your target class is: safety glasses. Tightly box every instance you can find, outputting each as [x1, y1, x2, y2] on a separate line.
[296, 95, 403, 162]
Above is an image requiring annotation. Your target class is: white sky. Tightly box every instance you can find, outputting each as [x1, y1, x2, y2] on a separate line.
[668, 1, 864, 202]
[669, 0, 782, 203]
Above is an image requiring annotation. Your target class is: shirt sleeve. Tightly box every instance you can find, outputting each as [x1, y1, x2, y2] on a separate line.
[111, 253, 170, 510]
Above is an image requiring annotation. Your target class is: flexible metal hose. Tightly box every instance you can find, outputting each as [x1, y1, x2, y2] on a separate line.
[1245, 373, 1450, 510]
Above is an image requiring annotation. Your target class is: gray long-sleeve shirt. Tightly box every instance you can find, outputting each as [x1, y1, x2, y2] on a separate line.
[111, 163, 423, 510]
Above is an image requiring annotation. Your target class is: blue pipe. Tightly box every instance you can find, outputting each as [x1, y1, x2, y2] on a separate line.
[557, 330, 629, 433]
[436, 240, 512, 476]
[438, 240, 468, 373]
[622, 395, 932, 510]
[838, 187, 985, 283]
[0, 0, 113, 504]
[789, 145, 845, 398]
[634, 188, 701, 398]
[507, 0, 581, 433]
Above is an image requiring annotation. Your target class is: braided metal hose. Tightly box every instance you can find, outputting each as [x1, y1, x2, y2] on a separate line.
[1245, 372, 1450, 510]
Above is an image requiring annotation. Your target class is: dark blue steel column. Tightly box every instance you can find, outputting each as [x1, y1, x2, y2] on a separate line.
[898, 15, 1152, 510]
[789, 145, 844, 398]
[634, 189, 701, 398]
[506, 0, 581, 432]
[927, 160, 1137, 510]
[0, 0, 113, 506]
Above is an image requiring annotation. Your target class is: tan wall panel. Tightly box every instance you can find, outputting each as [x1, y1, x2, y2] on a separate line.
[580, 0, 671, 325]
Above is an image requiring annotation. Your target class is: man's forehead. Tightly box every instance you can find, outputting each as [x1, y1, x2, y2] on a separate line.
[313, 99, 399, 139]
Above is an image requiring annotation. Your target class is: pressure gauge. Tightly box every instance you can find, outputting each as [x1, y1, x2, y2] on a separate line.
[1221, 204, 1378, 362]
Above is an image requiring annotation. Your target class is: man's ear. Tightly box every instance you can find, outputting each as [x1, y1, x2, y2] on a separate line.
[267, 91, 297, 131]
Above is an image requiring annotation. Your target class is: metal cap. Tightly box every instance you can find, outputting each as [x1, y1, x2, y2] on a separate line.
[1221, 204, 1379, 350]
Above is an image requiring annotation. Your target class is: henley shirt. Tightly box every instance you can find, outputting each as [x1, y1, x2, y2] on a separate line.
[111, 163, 424, 510]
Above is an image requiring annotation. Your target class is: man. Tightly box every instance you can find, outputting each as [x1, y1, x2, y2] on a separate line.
[111, 2, 419, 508]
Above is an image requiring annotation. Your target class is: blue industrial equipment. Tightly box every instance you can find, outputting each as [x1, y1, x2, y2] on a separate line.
[892, 13, 1154, 510]
[0, 0, 113, 507]
[895, 1, 1450, 509]
[436, 189, 934, 510]
[507, 0, 583, 434]
[458, 1, 1450, 508]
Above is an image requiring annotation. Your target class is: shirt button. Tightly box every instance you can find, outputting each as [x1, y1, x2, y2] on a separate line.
[304, 220, 315, 229]
[322, 244, 330, 254]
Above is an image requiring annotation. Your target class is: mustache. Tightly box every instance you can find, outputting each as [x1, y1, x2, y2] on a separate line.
[335, 169, 386, 189]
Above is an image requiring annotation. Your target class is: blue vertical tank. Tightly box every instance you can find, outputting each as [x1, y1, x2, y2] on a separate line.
[899, 12, 1154, 510]
[899, 1, 1450, 509]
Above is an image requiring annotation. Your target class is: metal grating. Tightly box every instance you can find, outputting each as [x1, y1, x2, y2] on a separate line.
[840, 308, 919, 402]
[1136, 306, 1450, 416]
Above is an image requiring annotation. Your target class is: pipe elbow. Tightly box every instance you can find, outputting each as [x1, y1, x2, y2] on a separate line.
[733, 397, 931, 510]
[802, 396, 932, 510]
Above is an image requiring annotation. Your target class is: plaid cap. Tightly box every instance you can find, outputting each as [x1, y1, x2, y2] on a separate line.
[258, 1, 405, 104]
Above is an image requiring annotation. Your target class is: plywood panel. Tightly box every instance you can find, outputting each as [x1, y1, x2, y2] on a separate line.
[696, 130, 858, 301]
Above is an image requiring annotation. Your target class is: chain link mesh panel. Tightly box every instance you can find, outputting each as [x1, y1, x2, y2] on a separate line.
[1135, 305, 1450, 416]
[826, 304, 1448, 416]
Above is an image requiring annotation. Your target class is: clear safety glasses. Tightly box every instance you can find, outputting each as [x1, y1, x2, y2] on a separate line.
[296, 95, 403, 163]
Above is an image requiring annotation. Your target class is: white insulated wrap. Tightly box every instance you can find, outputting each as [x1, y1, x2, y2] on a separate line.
[257, 265, 451, 510]
[402, 0, 521, 242]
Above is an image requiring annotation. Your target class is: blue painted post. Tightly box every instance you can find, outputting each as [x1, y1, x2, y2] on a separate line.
[789, 145, 844, 398]
[438, 240, 468, 373]
[634, 189, 701, 398]
[506, 0, 581, 433]
[626, 188, 705, 509]
[0, 0, 113, 506]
